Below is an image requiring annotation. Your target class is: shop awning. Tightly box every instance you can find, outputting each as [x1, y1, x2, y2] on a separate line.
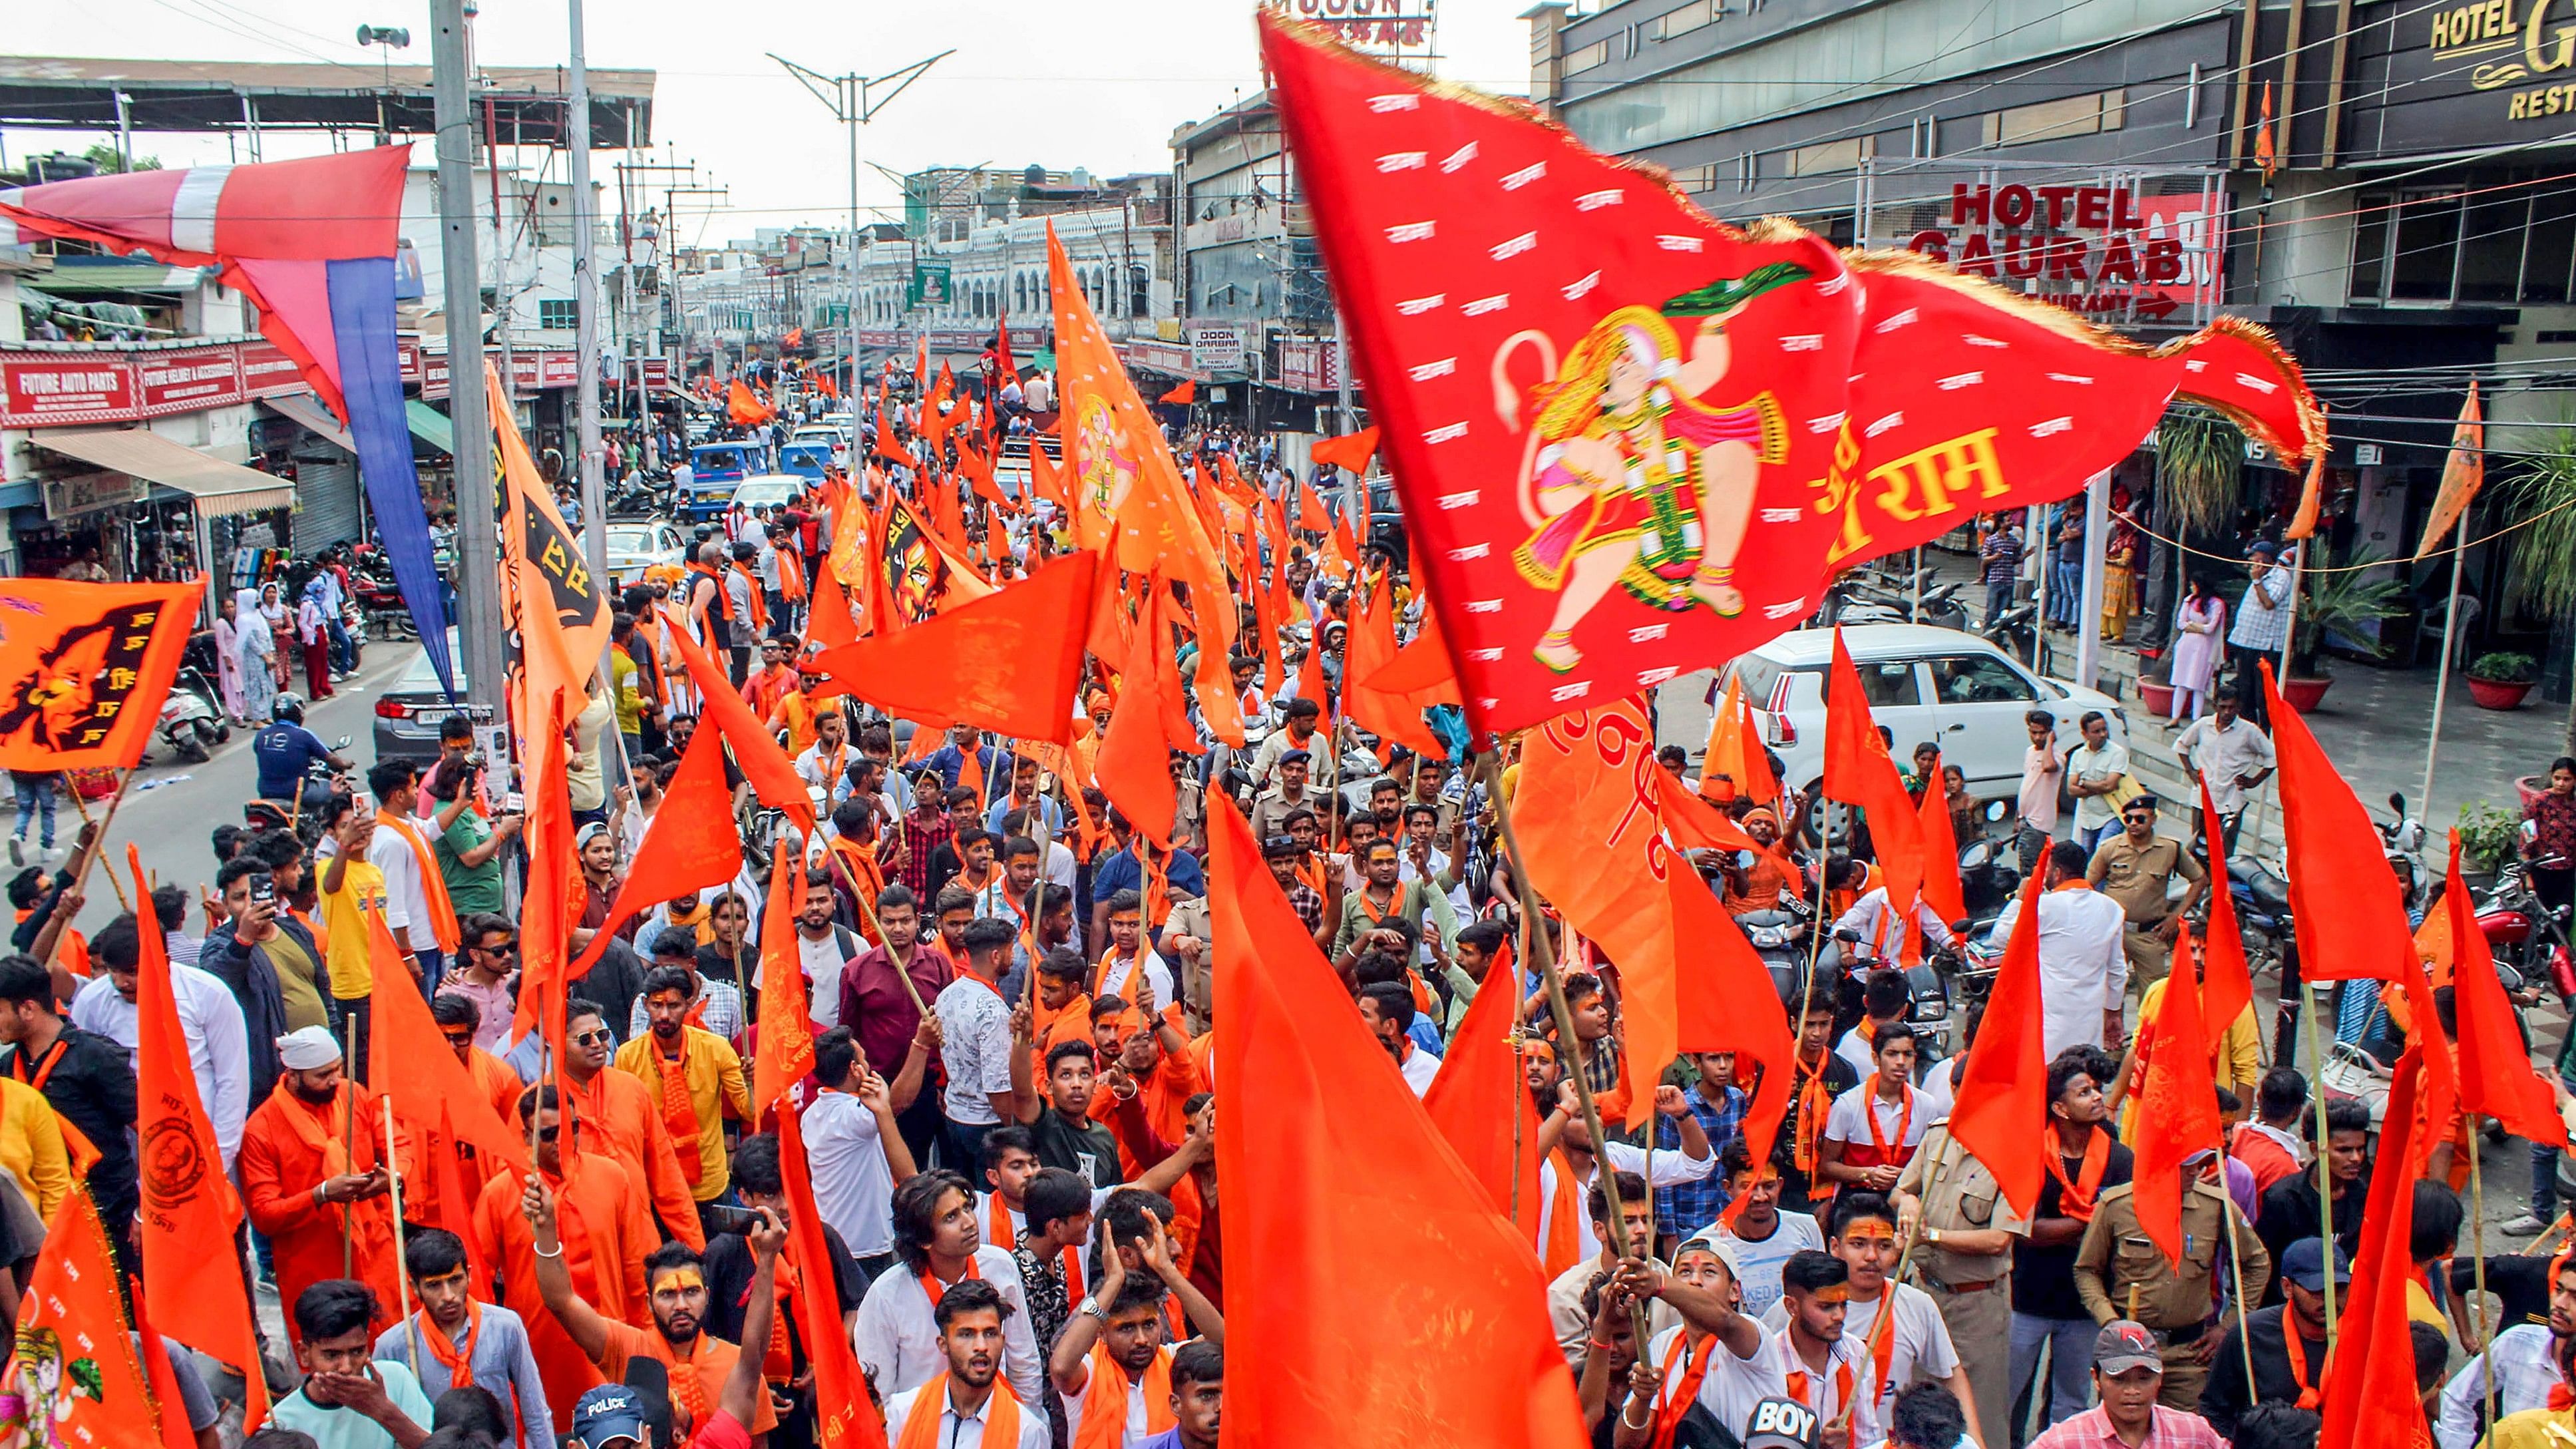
[406, 399, 455, 455]
[28, 427, 295, 517]
[260, 393, 354, 453]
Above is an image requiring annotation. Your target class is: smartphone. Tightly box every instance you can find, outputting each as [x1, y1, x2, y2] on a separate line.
[504, 790, 526, 813]
[701, 1204, 761, 1236]
[250, 875, 278, 907]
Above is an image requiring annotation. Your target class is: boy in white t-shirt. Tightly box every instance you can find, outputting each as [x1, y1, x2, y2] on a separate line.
[1696, 1139, 1826, 1324]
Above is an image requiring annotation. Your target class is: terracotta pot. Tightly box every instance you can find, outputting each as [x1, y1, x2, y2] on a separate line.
[2136, 678, 2177, 716]
[2281, 675, 2332, 712]
[2468, 677, 2536, 710]
[2521, 775, 2547, 810]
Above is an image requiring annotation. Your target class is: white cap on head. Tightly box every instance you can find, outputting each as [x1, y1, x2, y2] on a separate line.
[1674, 1231, 1744, 1283]
[276, 1026, 341, 1072]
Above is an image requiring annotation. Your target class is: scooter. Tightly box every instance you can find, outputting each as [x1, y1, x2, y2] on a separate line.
[156, 663, 228, 763]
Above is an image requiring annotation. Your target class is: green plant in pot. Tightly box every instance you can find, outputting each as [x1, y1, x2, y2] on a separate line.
[2459, 799, 2519, 873]
[2281, 542, 2405, 706]
[2506, 433, 2576, 750]
[2467, 651, 2539, 709]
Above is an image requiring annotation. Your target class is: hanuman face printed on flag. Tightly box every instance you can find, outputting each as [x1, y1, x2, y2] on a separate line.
[1069, 395, 1139, 522]
[0, 1327, 99, 1449]
[1504, 266, 1807, 674]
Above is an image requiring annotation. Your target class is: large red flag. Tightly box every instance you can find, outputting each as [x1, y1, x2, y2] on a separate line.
[2128, 927, 2222, 1266]
[2195, 777, 2256, 1051]
[1421, 939, 1543, 1238]
[0, 578, 203, 771]
[1094, 578, 1192, 845]
[1258, 16, 2326, 737]
[805, 552, 1095, 745]
[776, 1098, 890, 1449]
[1345, 574, 1447, 759]
[366, 909, 531, 1175]
[1915, 757, 1966, 928]
[1824, 630, 1925, 926]
[17, 1189, 177, 1448]
[2442, 831, 2567, 1145]
[130, 849, 268, 1432]
[567, 724, 741, 978]
[1945, 872, 2049, 1217]
[751, 843, 815, 1120]
[2263, 664, 2407, 982]
[659, 606, 816, 827]
[2317, 1045, 2432, 1449]
[1209, 799, 1585, 1449]
[1513, 698, 1793, 1160]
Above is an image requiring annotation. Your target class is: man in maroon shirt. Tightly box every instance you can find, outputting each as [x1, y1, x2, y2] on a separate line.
[838, 881, 954, 1172]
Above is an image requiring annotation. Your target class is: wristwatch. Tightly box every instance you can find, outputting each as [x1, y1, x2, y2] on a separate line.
[1925, 1227, 1945, 1245]
[1075, 1297, 1106, 1324]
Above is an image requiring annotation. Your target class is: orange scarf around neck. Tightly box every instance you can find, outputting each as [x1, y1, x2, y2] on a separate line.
[1069, 1342, 1173, 1449]
[894, 1374, 1023, 1449]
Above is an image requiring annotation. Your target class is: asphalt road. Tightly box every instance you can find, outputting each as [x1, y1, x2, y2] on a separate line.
[55, 646, 415, 940]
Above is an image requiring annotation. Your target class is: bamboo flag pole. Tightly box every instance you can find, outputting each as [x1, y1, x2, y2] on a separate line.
[341, 1014, 359, 1279]
[2470, 1142, 2500, 1429]
[1479, 749, 1652, 1348]
[384, 1094, 424, 1386]
[63, 787, 130, 913]
[2301, 982, 2337, 1345]
[37, 770, 134, 976]
[2212, 1134, 2260, 1404]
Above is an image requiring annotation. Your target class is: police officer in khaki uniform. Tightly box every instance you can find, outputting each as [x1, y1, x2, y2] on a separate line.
[2070, 1163, 2271, 1412]
[2084, 794, 2207, 988]
[1895, 1120, 2030, 1449]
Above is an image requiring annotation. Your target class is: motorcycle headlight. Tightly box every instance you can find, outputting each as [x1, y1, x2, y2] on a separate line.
[1749, 927, 1788, 949]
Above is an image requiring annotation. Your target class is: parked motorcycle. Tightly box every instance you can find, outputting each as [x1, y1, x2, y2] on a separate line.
[349, 544, 417, 642]
[2478, 855, 2575, 1007]
[2379, 791, 2430, 914]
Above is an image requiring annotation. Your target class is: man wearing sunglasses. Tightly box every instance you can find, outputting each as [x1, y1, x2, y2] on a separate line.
[437, 913, 521, 1054]
[2082, 795, 2206, 991]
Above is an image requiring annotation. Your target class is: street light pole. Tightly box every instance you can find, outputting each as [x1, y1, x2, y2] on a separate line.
[567, 0, 606, 578]
[769, 49, 954, 399]
[431, 0, 504, 722]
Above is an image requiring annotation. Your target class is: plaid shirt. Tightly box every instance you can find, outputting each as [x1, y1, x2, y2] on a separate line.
[898, 807, 954, 899]
[2028, 1406, 2227, 1449]
[1655, 1081, 1748, 1236]
[1283, 880, 1324, 938]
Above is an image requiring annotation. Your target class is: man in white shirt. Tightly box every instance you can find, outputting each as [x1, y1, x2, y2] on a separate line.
[1546, 1169, 1682, 1362]
[2174, 692, 2277, 854]
[1624, 1239, 1790, 1440]
[854, 1168, 1047, 1411]
[789, 866, 864, 1031]
[1535, 1081, 1718, 1252]
[364, 760, 447, 987]
[1763, 1192, 1976, 1435]
[2066, 711, 2131, 854]
[2436, 1262, 2576, 1448]
[877, 1275, 1049, 1449]
[1696, 1142, 1825, 1323]
[73, 915, 250, 1171]
[1830, 889, 1955, 975]
[1986, 840, 2130, 1059]
[805, 1027, 917, 1277]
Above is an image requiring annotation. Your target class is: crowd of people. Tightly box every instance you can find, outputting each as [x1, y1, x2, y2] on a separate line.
[6, 356, 2574, 1449]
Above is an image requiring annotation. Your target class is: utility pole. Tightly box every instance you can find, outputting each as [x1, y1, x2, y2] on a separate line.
[567, 0, 605, 578]
[431, 0, 504, 721]
[769, 49, 953, 405]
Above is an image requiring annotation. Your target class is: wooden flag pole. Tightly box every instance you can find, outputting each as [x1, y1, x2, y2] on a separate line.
[35, 770, 134, 977]
[2470, 1142, 2500, 1429]
[2300, 981, 2336, 1345]
[63, 787, 131, 913]
[341, 1014, 359, 1279]
[384, 1094, 425, 1386]
[2212, 1132, 2260, 1404]
[1479, 749, 1651, 1348]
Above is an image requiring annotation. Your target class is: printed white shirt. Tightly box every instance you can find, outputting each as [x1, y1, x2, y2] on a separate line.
[803, 1088, 895, 1259]
[2438, 1324, 2565, 1449]
[936, 974, 1016, 1126]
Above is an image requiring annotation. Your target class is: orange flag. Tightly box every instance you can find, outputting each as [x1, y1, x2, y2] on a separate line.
[494, 359, 610, 710]
[130, 847, 268, 1432]
[1700, 674, 1780, 808]
[2129, 925, 2221, 1266]
[0, 578, 202, 771]
[728, 378, 774, 426]
[1208, 799, 1586, 1449]
[2196, 777, 2256, 1053]
[751, 842, 815, 1120]
[1294, 475, 1334, 534]
[2263, 663, 2407, 982]
[804, 554, 861, 660]
[2317, 1045, 2431, 1449]
[2445, 832, 2563, 1145]
[1513, 698, 1793, 1157]
[1823, 629, 1925, 927]
[1095, 577, 1189, 845]
[568, 723, 742, 978]
[1344, 574, 1446, 759]
[1158, 379, 1195, 405]
[1358, 600, 1464, 706]
[17, 1189, 169, 1447]
[1946, 871, 2050, 1217]
[2417, 381, 2485, 558]
[807, 552, 1095, 745]
[510, 686, 583, 1066]
[1421, 938, 1542, 1239]
[1915, 757, 1966, 927]
[1027, 435, 1071, 512]
[1295, 624, 1333, 724]
[366, 908, 531, 1175]
[660, 606, 817, 829]
[874, 405, 910, 468]
[776, 1096, 890, 1449]
[1308, 426, 1380, 477]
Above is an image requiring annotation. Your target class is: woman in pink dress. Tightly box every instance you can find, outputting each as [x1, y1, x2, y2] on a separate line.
[2167, 572, 2227, 719]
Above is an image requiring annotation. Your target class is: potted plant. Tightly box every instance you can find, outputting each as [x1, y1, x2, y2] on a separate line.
[2282, 543, 2406, 710]
[2468, 652, 2539, 710]
[2136, 675, 2178, 715]
[2460, 800, 2520, 882]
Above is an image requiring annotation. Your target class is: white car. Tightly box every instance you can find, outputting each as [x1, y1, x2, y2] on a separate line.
[1723, 624, 2129, 835]
[727, 473, 803, 515]
[791, 423, 846, 454]
[604, 519, 685, 588]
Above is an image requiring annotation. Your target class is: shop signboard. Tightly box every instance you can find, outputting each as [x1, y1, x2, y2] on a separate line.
[1122, 337, 1195, 377]
[423, 350, 451, 400]
[1895, 176, 2223, 323]
[539, 351, 581, 388]
[2346, 0, 2576, 156]
[642, 358, 671, 389]
[137, 345, 246, 417]
[908, 262, 952, 308]
[1187, 321, 1249, 373]
[399, 337, 423, 385]
[0, 353, 136, 427]
[1277, 338, 1344, 393]
[239, 340, 305, 397]
[42, 470, 148, 521]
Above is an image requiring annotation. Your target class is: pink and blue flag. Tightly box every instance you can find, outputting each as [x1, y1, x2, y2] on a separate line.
[0, 145, 454, 692]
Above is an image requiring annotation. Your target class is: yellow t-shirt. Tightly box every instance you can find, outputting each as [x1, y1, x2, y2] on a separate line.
[0, 1078, 70, 1220]
[2484, 1406, 2576, 1448]
[319, 857, 388, 1000]
[2406, 1277, 2449, 1332]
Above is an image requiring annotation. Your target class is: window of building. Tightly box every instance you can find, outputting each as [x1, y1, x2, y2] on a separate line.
[2348, 180, 2576, 306]
[538, 298, 577, 329]
[1781, 137, 1871, 177]
[1565, 37, 1611, 73]
[1654, 0, 1718, 39]
[1980, 89, 2125, 148]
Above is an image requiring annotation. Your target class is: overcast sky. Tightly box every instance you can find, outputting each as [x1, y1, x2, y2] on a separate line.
[5, 0, 1539, 247]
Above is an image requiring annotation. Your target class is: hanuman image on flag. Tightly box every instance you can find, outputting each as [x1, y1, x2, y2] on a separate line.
[1504, 264, 1807, 672]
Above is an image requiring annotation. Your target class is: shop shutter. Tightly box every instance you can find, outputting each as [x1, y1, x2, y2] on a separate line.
[291, 458, 362, 554]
